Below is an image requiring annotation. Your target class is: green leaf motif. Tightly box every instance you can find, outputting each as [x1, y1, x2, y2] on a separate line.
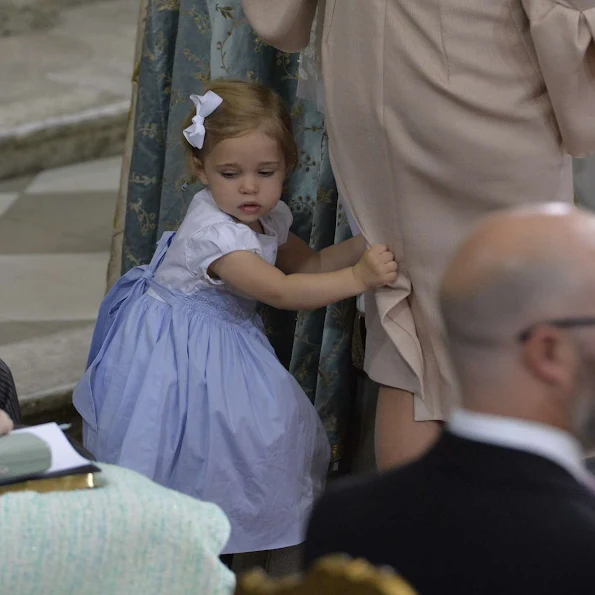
[215, 4, 234, 19]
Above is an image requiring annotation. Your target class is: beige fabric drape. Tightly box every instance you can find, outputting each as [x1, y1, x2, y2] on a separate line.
[522, 0, 595, 157]
[106, 0, 149, 291]
[243, 0, 595, 421]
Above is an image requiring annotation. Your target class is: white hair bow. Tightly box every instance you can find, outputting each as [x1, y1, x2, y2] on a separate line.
[183, 91, 223, 149]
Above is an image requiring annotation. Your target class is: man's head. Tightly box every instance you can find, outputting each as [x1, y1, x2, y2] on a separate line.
[439, 203, 595, 450]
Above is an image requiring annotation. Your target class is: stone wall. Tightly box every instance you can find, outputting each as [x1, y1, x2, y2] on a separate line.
[0, 0, 59, 36]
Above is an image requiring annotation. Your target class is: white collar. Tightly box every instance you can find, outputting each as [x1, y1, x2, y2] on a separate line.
[448, 409, 589, 485]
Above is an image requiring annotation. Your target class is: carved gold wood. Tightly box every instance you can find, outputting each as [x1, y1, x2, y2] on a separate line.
[235, 554, 417, 595]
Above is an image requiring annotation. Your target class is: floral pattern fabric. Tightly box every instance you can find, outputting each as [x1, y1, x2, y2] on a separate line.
[122, 0, 355, 461]
[575, 155, 595, 211]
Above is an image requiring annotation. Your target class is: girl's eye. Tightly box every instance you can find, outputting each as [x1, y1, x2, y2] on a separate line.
[221, 172, 238, 179]
[259, 170, 275, 177]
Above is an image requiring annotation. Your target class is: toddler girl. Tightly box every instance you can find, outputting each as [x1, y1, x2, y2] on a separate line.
[73, 80, 397, 556]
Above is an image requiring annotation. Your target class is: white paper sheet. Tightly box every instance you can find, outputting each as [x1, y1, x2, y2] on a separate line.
[12, 422, 91, 475]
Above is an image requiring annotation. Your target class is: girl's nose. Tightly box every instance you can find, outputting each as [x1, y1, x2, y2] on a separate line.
[240, 175, 258, 194]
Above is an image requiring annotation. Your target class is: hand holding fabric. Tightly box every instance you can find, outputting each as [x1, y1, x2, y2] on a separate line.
[353, 244, 398, 291]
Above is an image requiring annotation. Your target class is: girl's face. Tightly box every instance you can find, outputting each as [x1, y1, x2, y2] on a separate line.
[197, 128, 286, 229]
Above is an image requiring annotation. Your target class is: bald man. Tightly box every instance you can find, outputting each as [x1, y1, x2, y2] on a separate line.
[242, 0, 595, 469]
[304, 204, 595, 594]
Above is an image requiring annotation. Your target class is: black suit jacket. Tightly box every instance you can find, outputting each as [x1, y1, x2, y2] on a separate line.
[304, 431, 595, 594]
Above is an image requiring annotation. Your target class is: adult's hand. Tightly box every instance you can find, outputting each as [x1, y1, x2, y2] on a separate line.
[0, 410, 13, 435]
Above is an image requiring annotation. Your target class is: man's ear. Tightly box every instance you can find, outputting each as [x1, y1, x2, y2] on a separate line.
[522, 326, 578, 391]
[193, 155, 208, 186]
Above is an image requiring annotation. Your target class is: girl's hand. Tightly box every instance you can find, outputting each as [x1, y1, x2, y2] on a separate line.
[210, 245, 396, 311]
[353, 244, 398, 290]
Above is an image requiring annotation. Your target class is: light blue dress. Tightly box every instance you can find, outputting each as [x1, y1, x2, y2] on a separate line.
[73, 190, 331, 554]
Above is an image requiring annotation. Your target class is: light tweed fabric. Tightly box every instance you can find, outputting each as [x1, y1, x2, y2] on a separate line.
[0, 464, 235, 595]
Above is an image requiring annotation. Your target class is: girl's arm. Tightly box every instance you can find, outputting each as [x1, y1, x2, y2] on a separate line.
[276, 233, 367, 275]
[209, 244, 396, 311]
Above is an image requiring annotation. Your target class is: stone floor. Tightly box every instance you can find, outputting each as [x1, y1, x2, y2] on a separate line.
[0, 0, 138, 179]
[0, 156, 121, 401]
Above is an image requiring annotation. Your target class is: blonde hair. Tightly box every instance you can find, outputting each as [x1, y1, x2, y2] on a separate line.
[182, 80, 297, 175]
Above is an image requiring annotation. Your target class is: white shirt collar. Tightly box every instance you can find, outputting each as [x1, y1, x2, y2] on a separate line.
[448, 409, 590, 485]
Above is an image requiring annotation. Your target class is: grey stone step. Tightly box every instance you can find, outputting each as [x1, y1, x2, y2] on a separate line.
[0, 325, 93, 401]
[0, 103, 128, 181]
[0, 0, 119, 37]
[0, 325, 93, 438]
[0, 0, 59, 37]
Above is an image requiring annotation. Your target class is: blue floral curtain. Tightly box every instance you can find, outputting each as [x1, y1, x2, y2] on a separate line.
[122, 0, 355, 462]
[575, 155, 595, 211]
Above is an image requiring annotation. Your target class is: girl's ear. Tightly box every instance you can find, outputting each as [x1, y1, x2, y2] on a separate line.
[193, 155, 208, 186]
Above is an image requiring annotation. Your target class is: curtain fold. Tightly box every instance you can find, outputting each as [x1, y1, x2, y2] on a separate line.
[575, 155, 595, 210]
[107, 0, 150, 291]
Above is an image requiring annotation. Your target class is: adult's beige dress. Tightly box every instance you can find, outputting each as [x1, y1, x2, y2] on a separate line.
[242, 0, 595, 420]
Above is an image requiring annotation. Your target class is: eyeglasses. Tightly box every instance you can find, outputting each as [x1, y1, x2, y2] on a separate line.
[518, 317, 595, 342]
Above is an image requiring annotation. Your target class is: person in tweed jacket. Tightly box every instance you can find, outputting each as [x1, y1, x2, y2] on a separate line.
[0, 359, 20, 434]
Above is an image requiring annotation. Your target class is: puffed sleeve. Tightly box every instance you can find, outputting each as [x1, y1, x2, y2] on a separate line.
[523, 0, 595, 157]
[266, 200, 294, 246]
[185, 222, 263, 285]
[241, 0, 318, 53]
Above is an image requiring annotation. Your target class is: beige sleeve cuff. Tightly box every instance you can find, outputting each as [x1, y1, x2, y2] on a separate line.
[523, 0, 595, 157]
[241, 0, 318, 53]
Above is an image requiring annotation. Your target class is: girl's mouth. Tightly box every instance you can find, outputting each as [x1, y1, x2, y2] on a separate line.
[239, 203, 261, 215]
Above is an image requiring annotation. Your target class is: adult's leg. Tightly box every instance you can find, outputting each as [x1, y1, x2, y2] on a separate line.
[375, 386, 440, 470]
[364, 295, 445, 471]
